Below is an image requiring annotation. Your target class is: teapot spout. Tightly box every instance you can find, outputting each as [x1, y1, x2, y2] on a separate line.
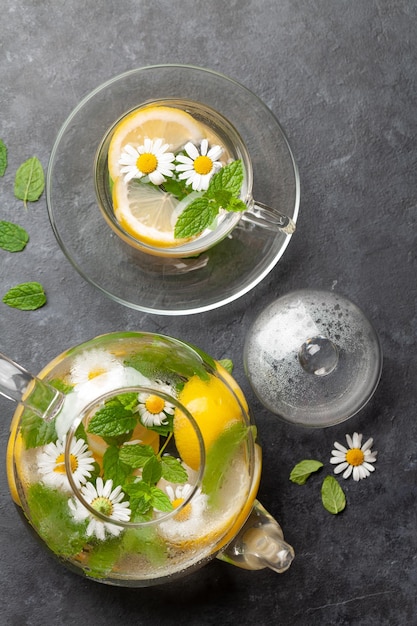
[218, 500, 294, 574]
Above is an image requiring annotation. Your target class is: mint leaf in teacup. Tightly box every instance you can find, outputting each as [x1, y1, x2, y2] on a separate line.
[174, 160, 246, 239]
[206, 159, 244, 198]
[174, 197, 218, 239]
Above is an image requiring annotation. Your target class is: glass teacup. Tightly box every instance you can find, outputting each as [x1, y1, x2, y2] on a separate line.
[94, 99, 295, 258]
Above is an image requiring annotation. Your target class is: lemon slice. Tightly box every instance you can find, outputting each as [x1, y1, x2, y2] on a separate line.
[108, 105, 204, 181]
[113, 177, 201, 247]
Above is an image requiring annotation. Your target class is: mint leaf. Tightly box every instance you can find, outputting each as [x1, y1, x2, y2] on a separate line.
[162, 177, 190, 200]
[150, 486, 173, 512]
[49, 378, 74, 394]
[20, 409, 57, 448]
[102, 445, 132, 485]
[124, 481, 153, 518]
[321, 476, 346, 514]
[2, 281, 46, 310]
[0, 139, 7, 176]
[0, 221, 29, 252]
[211, 189, 233, 208]
[14, 157, 45, 207]
[289, 460, 324, 485]
[87, 397, 137, 438]
[86, 537, 121, 579]
[161, 455, 188, 483]
[227, 197, 247, 212]
[125, 341, 210, 383]
[119, 443, 155, 468]
[174, 197, 218, 239]
[202, 422, 252, 501]
[207, 160, 243, 198]
[27, 483, 87, 557]
[142, 455, 162, 485]
[121, 526, 167, 566]
[218, 358, 233, 374]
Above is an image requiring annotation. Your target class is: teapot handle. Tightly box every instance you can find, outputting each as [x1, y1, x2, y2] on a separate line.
[0, 352, 64, 420]
[217, 500, 294, 573]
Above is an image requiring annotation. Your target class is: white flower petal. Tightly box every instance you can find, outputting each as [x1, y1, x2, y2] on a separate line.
[334, 441, 348, 453]
[184, 142, 199, 159]
[342, 464, 353, 479]
[334, 461, 349, 474]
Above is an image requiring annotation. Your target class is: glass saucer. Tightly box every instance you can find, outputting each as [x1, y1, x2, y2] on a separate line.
[244, 289, 383, 427]
[46, 65, 299, 315]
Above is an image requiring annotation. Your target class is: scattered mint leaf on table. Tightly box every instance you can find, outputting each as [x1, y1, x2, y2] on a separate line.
[0, 220, 29, 252]
[0, 139, 7, 176]
[14, 156, 45, 207]
[289, 459, 324, 485]
[218, 358, 233, 374]
[2, 281, 46, 310]
[321, 475, 346, 514]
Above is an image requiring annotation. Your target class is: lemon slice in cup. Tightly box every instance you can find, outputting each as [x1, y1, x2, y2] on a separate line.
[112, 177, 201, 247]
[108, 105, 204, 181]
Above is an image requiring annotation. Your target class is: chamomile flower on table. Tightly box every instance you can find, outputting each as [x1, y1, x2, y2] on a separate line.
[37, 437, 95, 491]
[137, 382, 176, 428]
[119, 138, 176, 184]
[68, 477, 131, 541]
[330, 432, 377, 481]
[176, 139, 223, 191]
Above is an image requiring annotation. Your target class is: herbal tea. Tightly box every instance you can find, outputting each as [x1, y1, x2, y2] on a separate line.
[8, 333, 260, 584]
[95, 100, 251, 256]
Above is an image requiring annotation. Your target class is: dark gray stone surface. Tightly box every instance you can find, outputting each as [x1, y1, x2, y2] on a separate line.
[0, 1, 416, 624]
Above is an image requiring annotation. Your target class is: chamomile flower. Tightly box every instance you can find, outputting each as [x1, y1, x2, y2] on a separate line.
[37, 437, 95, 491]
[70, 349, 124, 386]
[330, 432, 377, 481]
[137, 382, 175, 428]
[68, 477, 131, 541]
[160, 483, 208, 539]
[119, 138, 176, 184]
[176, 139, 223, 191]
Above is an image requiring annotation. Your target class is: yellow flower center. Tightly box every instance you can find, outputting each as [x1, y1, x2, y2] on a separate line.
[172, 497, 192, 521]
[193, 155, 213, 175]
[54, 452, 78, 474]
[145, 394, 165, 414]
[346, 448, 364, 466]
[92, 496, 113, 516]
[137, 153, 158, 174]
[88, 367, 106, 380]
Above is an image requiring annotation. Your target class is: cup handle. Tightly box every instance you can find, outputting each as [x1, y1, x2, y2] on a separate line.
[217, 499, 295, 574]
[241, 200, 296, 235]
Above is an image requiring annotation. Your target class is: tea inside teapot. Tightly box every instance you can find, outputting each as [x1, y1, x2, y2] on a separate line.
[6, 332, 262, 584]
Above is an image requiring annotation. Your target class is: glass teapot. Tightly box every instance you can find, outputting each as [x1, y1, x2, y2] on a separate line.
[1, 332, 294, 587]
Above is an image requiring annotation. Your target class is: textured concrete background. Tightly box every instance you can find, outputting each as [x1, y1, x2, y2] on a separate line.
[0, 1, 416, 624]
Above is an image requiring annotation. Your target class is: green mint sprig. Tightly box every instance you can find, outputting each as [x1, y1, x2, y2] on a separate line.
[174, 159, 246, 239]
[289, 459, 323, 485]
[87, 391, 187, 520]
